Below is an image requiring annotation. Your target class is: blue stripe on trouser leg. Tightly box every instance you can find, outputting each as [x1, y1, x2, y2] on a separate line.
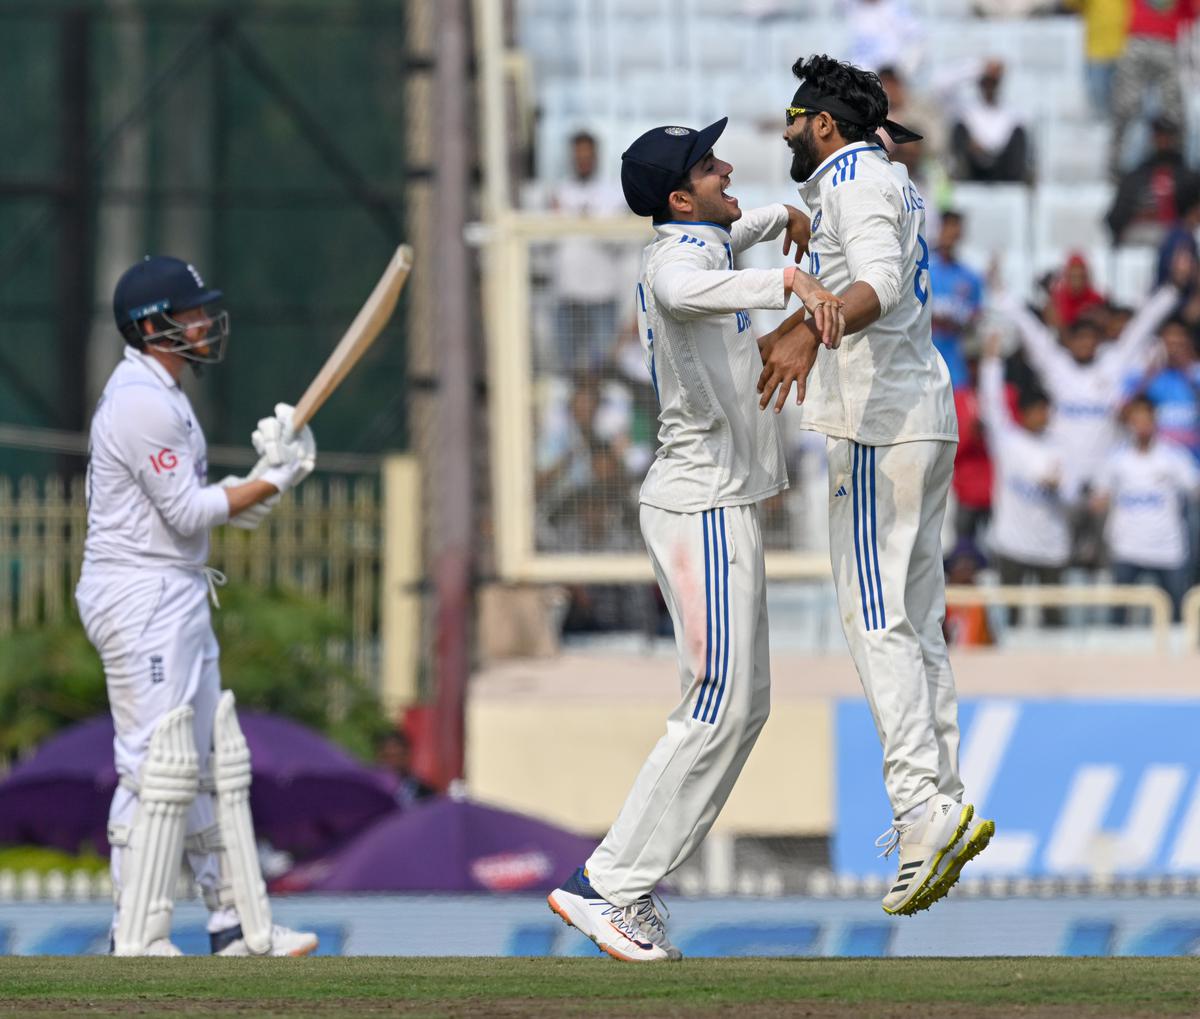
[869, 446, 886, 629]
[704, 508, 732, 724]
[851, 444, 871, 629]
[864, 444, 883, 628]
[698, 511, 723, 723]
[693, 511, 714, 720]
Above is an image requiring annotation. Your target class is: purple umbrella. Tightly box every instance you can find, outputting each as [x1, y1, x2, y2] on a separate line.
[0, 713, 398, 858]
[276, 798, 597, 893]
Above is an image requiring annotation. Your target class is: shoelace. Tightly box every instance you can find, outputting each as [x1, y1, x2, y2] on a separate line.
[625, 891, 670, 942]
[875, 825, 902, 859]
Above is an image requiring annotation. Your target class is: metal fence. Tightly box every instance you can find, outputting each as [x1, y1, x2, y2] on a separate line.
[0, 474, 382, 677]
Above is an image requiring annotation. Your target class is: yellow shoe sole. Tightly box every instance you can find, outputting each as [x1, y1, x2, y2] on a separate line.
[882, 803, 974, 917]
[908, 818, 996, 916]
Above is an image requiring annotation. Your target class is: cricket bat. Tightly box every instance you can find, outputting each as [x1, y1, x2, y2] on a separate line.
[290, 243, 414, 434]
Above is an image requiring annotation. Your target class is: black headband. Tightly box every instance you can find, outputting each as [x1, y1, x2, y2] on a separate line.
[791, 81, 923, 145]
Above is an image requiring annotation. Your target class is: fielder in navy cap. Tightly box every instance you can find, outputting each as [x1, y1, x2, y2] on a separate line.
[620, 117, 736, 222]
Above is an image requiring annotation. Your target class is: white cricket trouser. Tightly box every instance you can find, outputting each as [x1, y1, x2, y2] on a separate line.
[825, 438, 964, 819]
[75, 566, 226, 931]
[586, 502, 771, 906]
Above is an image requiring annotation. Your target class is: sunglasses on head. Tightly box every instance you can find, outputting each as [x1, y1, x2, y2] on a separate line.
[785, 105, 821, 125]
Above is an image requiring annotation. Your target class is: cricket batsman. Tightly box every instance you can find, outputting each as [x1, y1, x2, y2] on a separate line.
[548, 118, 845, 960]
[75, 255, 319, 955]
[757, 55, 994, 916]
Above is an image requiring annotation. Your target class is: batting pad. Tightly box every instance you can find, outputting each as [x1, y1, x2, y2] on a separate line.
[213, 690, 273, 954]
[112, 705, 199, 955]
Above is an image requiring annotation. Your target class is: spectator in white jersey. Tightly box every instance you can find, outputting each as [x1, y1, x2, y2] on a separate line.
[992, 277, 1180, 522]
[979, 332, 1071, 625]
[1093, 395, 1200, 621]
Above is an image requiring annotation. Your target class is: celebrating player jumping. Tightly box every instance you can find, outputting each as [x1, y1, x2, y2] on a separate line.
[548, 119, 843, 960]
[75, 256, 320, 956]
[758, 55, 995, 916]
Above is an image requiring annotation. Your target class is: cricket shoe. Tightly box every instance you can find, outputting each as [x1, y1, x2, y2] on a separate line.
[212, 923, 319, 957]
[908, 814, 997, 915]
[877, 794, 974, 916]
[547, 867, 682, 962]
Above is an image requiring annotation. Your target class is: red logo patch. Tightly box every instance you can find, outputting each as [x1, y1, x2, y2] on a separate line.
[149, 448, 178, 474]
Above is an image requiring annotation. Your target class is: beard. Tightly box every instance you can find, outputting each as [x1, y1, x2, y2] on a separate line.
[788, 121, 821, 183]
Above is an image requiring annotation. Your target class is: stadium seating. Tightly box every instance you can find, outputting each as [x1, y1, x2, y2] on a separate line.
[517, 3, 1176, 305]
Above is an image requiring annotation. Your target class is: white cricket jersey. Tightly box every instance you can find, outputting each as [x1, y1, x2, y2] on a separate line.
[995, 286, 1178, 492]
[1095, 438, 1200, 568]
[978, 358, 1071, 567]
[80, 346, 230, 577]
[635, 205, 793, 512]
[795, 142, 957, 447]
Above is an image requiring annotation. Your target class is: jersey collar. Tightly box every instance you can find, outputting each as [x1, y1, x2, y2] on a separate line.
[799, 142, 885, 191]
[654, 219, 733, 244]
[123, 344, 179, 389]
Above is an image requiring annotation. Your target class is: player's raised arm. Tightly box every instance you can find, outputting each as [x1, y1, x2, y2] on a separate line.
[727, 202, 790, 254]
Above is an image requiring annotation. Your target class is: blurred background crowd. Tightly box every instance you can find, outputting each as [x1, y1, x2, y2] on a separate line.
[518, 0, 1200, 642]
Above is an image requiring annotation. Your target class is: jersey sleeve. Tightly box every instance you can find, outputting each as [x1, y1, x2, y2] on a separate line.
[648, 250, 789, 321]
[1101, 284, 1179, 382]
[729, 204, 790, 255]
[108, 384, 230, 536]
[826, 180, 905, 317]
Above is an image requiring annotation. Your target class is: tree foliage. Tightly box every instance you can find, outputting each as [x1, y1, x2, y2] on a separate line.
[0, 585, 391, 768]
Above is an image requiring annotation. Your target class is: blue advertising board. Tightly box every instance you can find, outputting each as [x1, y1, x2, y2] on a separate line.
[836, 699, 1200, 878]
[3, 895, 1200, 956]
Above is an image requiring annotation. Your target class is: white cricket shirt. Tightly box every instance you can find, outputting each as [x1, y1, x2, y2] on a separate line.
[995, 285, 1178, 492]
[80, 346, 230, 577]
[979, 358, 1071, 567]
[795, 142, 957, 447]
[635, 204, 793, 512]
[1095, 437, 1200, 569]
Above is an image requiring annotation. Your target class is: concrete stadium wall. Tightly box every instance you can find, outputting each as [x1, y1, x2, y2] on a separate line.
[465, 650, 1200, 836]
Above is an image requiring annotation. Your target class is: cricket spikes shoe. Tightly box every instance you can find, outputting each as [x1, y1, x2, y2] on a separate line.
[878, 794, 974, 917]
[908, 814, 997, 915]
[212, 923, 319, 957]
[547, 867, 682, 962]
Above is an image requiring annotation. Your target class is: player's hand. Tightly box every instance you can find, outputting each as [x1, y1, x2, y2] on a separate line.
[253, 403, 317, 469]
[782, 205, 811, 263]
[756, 328, 778, 364]
[218, 472, 281, 530]
[791, 274, 845, 348]
[757, 324, 821, 413]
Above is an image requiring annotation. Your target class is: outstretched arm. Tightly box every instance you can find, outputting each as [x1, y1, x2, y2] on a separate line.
[1105, 283, 1180, 378]
[729, 204, 791, 254]
[992, 290, 1070, 397]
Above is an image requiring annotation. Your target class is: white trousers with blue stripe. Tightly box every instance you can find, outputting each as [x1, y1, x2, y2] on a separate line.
[826, 437, 965, 820]
[585, 502, 771, 906]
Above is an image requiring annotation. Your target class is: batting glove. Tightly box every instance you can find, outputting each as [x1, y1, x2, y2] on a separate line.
[218, 472, 281, 530]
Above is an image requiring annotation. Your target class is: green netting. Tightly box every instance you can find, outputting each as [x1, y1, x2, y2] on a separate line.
[0, 1, 409, 474]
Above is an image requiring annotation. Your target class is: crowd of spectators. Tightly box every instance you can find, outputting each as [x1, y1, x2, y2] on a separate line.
[524, 0, 1200, 639]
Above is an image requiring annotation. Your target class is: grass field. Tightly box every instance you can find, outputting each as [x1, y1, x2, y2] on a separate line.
[2, 957, 1199, 1018]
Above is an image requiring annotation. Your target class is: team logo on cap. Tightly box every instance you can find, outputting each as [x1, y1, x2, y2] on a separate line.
[664, 126, 690, 136]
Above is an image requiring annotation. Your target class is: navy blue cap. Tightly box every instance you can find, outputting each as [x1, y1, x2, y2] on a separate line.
[113, 255, 223, 334]
[620, 118, 728, 217]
